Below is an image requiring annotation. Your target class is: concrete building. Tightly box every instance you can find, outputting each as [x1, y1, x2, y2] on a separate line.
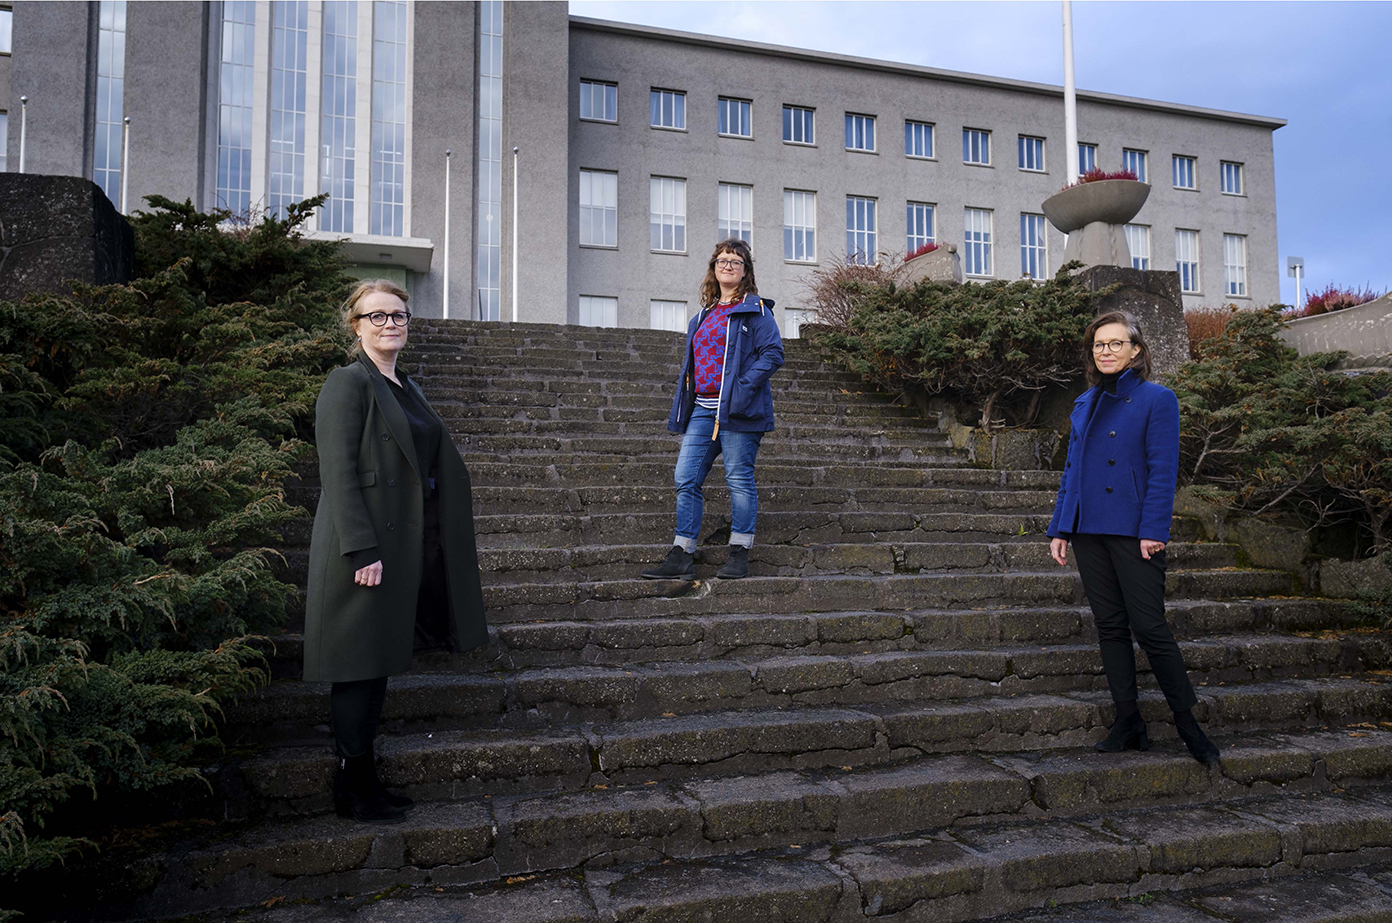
[3, 2, 1285, 331]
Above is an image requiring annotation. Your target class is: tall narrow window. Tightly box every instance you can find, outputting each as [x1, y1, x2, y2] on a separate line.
[1220, 161, 1245, 195]
[475, 0, 503, 319]
[904, 120, 934, 158]
[579, 295, 618, 328]
[785, 310, 818, 340]
[964, 208, 993, 276]
[962, 128, 991, 165]
[215, 1, 254, 213]
[845, 113, 876, 152]
[94, 0, 127, 204]
[319, 0, 357, 232]
[1121, 148, 1148, 183]
[650, 89, 686, 130]
[845, 195, 877, 264]
[718, 97, 752, 137]
[783, 105, 814, 144]
[579, 169, 617, 247]
[783, 189, 816, 263]
[717, 183, 752, 243]
[1077, 143, 1096, 175]
[0, 8, 11, 54]
[650, 300, 688, 332]
[650, 176, 687, 253]
[1018, 135, 1045, 172]
[1223, 234, 1248, 297]
[371, 1, 408, 237]
[1124, 224, 1150, 270]
[1175, 229, 1200, 293]
[579, 81, 617, 122]
[1172, 155, 1196, 190]
[268, 1, 308, 220]
[0, 113, 8, 173]
[906, 202, 935, 254]
[1020, 213, 1047, 280]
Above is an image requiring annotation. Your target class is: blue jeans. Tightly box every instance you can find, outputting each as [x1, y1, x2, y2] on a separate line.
[673, 404, 764, 550]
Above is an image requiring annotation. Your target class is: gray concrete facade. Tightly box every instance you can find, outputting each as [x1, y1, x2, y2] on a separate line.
[3, 3, 1284, 326]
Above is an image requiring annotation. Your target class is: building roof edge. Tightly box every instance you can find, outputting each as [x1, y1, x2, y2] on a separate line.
[567, 16, 1289, 130]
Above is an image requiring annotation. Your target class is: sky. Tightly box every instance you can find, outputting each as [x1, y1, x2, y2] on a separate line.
[568, 0, 1392, 307]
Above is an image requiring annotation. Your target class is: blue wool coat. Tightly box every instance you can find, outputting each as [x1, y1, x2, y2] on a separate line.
[667, 293, 784, 434]
[1046, 369, 1181, 543]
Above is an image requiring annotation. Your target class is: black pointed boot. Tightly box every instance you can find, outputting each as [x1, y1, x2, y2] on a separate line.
[1094, 709, 1151, 753]
[334, 754, 407, 824]
[368, 759, 414, 813]
[1174, 709, 1221, 764]
[641, 545, 696, 580]
[716, 545, 750, 579]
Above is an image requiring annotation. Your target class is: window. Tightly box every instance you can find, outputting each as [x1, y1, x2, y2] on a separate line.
[650, 176, 687, 252]
[962, 128, 991, 165]
[845, 113, 876, 152]
[1020, 213, 1047, 280]
[579, 169, 617, 247]
[475, 0, 503, 318]
[905, 120, 935, 159]
[1221, 161, 1245, 196]
[215, 0, 253, 213]
[1124, 224, 1151, 270]
[0, 8, 12, 54]
[580, 80, 617, 122]
[964, 208, 993, 276]
[650, 89, 686, 130]
[371, 1, 408, 237]
[579, 296, 618, 328]
[650, 300, 688, 332]
[1078, 142, 1097, 175]
[1223, 234, 1248, 297]
[1121, 148, 1148, 183]
[783, 105, 814, 144]
[1173, 155, 1196, 190]
[717, 183, 753, 244]
[906, 202, 935, 254]
[267, 1, 308, 220]
[845, 196, 877, 264]
[1175, 229, 1200, 293]
[318, 0, 356, 232]
[784, 189, 816, 262]
[1018, 135, 1045, 172]
[0, 112, 7, 172]
[785, 310, 818, 340]
[718, 97, 751, 137]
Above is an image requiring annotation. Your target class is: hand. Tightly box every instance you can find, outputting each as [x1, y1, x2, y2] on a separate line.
[355, 561, 383, 586]
[1050, 537, 1069, 567]
[1140, 539, 1166, 560]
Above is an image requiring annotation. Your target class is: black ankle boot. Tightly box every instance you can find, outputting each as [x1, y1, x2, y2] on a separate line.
[334, 754, 407, 824]
[368, 760, 414, 813]
[641, 545, 696, 580]
[716, 545, 749, 579]
[1174, 710, 1221, 764]
[1094, 709, 1151, 753]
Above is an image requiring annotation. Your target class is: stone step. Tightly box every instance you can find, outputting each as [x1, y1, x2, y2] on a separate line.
[228, 633, 1388, 743]
[480, 569, 1294, 624]
[458, 449, 972, 469]
[412, 363, 868, 389]
[440, 416, 944, 443]
[419, 379, 900, 407]
[132, 735, 1392, 919]
[232, 679, 1392, 808]
[444, 400, 929, 425]
[462, 462, 1062, 491]
[451, 433, 961, 459]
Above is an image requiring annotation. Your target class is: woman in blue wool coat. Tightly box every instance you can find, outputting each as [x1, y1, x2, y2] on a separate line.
[1048, 310, 1220, 764]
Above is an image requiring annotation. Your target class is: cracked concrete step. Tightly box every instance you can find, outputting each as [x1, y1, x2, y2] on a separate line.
[232, 680, 1392, 807]
[435, 401, 930, 426]
[458, 449, 971, 468]
[479, 569, 1295, 623]
[462, 463, 1062, 491]
[418, 381, 901, 410]
[451, 434, 961, 460]
[227, 637, 1391, 742]
[112, 744, 1392, 920]
[441, 418, 946, 445]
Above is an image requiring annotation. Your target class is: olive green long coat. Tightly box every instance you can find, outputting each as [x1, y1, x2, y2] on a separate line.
[303, 354, 487, 683]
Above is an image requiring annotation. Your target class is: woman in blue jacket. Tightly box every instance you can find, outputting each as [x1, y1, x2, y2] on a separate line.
[1048, 311, 1219, 764]
[642, 238, 784, 580]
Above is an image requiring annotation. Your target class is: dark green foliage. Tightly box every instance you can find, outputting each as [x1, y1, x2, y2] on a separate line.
[807, 264, 1103, 431]
[0, 195, 350, 910]
[1171, 304, 1392, 554]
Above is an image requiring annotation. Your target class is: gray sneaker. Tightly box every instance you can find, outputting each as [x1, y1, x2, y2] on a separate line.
[641, 545, 696, 580]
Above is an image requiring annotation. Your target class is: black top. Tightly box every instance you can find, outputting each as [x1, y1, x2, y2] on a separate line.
[1100, 371, 1122, 395]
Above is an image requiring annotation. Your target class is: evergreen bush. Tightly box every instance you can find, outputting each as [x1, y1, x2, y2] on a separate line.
[0, 195, 350, 917]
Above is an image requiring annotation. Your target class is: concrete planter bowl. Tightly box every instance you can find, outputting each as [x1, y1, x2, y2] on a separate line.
[1041, 179, 1151, 234]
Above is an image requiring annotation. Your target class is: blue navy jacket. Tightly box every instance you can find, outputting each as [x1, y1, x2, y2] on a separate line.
[667, 293, 784, 434]
[1046, 369, 1181, 543]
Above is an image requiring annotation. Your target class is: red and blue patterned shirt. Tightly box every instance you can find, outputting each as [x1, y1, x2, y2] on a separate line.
[692, 298, 740, 407]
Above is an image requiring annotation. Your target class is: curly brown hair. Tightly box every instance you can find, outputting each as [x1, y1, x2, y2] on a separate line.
[698, 239, 759, 308]
[1081, 310, 1152, 387]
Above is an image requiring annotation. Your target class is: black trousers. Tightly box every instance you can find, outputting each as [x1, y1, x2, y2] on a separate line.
[1070, 532, 1198, 713]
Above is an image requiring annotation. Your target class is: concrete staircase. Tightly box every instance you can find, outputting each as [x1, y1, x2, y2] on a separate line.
[88, 321, 1392, 921]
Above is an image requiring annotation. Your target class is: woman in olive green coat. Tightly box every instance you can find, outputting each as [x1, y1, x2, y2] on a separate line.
[304, 279, 487, 824]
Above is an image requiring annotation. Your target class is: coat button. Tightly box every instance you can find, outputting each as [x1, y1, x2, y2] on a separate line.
[381, 433, 390, 441]
[1108, 459, 1115, 466]
[1125, 397, 1132, 403]
[1105, 487, 1113, 493]
[388, 478, 396, 486]
[1109, 431, 1117, 437]
[386, 522, 396, 531]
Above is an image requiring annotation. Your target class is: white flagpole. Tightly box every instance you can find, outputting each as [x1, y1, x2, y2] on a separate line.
[443, 149, 451, 320]
[18, 96, 28, 174]
[511, 146, 519, 323]
[1063, 1, 1079, 185]
[120, 117, 131, 214]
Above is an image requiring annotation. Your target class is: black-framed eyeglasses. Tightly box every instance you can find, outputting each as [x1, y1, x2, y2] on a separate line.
[714, 258, 745, 270]
[1091, 339, 1133, 353]
[360, 311, 412, 327]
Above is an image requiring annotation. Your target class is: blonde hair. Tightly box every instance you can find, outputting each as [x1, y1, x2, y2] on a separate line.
[342, 279, 410, 356]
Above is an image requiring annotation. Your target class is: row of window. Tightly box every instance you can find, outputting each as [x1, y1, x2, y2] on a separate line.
[579, 169, 1250, 294]
[580, 81, 1248, 193]
[578, 294, 822, 339]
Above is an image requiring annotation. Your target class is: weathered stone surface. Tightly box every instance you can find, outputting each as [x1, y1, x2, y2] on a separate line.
[954, 821, 1138, 892]
[588, 857, 846, 923]
[836, 839, 984, 914]
[1103, 805, 1283, 873]
[0, 173, 134, 298]
[686, 772, 838, 843]
[834, 757, 1030, 838]
[1322, 554, 1392, 599]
